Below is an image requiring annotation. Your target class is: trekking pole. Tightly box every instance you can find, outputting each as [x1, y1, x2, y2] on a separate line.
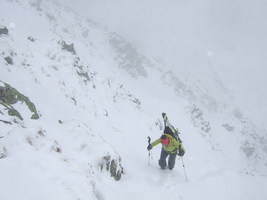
[147, 136, 151, 166]
[181, 157, 188, 182]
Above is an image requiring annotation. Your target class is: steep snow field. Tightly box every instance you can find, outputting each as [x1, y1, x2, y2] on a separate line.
[1, 1, 267, 200]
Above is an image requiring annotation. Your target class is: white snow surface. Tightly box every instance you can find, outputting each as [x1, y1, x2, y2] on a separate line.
[0, 1, 267, 200]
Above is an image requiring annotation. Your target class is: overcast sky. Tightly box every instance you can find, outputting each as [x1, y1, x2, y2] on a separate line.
[66, 0, 267, 130]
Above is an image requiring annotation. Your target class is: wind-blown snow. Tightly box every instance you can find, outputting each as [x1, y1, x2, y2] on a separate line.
[0, 1, 267, 200]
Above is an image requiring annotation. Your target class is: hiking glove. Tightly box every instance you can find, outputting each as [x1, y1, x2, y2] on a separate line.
[147, 144, 153, 151]
[178, 149, 185, 157]
[177, 144, 185, 156]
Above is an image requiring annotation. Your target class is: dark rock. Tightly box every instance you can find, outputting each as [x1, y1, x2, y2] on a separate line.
[0, 27, 8, 35]
[27, 36, 35, 42]
[60, 40, 76, 54]
[4, 56, 13, 65]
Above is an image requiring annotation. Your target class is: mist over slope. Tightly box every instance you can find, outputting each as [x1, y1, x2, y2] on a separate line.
[68, 0, 267, 130]
[1, 0, 267, 200]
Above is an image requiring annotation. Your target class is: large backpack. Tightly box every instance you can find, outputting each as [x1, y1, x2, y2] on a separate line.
[162, 113, 182, 143]
[162, 113, 185, 156]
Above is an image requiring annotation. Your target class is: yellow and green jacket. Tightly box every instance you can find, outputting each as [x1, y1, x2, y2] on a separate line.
[151, 134, 184, 154]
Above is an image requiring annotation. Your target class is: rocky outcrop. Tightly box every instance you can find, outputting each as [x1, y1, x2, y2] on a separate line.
[0, 27, 9, 36]
[0, 81, 39, 120]
[99, 154, 123, 181]
[60, 40, 76, 54]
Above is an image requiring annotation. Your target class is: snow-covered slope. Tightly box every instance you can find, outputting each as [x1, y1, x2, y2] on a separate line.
[1, 0, 267, 200]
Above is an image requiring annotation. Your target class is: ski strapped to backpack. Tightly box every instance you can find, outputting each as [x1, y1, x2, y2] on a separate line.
[162, 112, 181, 142]
[162, 113, 185, 157]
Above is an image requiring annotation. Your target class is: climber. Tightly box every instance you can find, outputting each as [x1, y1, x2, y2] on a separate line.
[147, 113, 185, 170]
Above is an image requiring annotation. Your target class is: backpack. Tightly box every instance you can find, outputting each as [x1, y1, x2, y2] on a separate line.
[162, 113, 185, 156]
[164, 126, 180, 142]
[162, 113, 181, 143]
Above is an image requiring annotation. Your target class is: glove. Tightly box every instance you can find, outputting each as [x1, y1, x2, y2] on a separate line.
[178, 145, 185, 156]
[147, 144, 153, 151]
[178, 149, 185, 156]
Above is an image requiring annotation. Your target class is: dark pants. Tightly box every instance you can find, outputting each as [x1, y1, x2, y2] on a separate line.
[158, 149, 177, 170]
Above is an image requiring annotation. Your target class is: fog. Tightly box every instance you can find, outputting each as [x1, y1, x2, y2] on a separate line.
[66, 0, 267, 130]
